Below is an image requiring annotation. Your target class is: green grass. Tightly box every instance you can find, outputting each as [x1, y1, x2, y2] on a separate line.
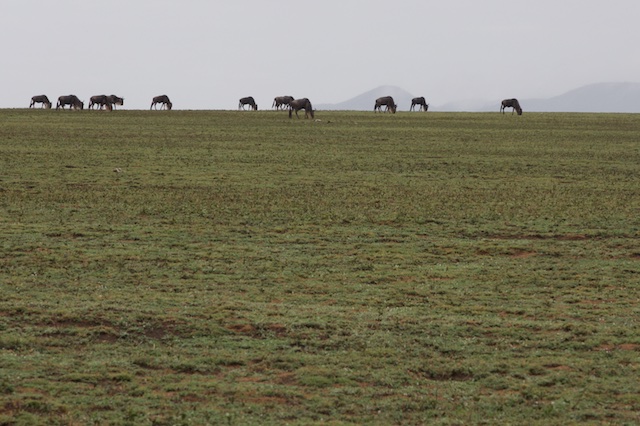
[1, 109, 639, 424]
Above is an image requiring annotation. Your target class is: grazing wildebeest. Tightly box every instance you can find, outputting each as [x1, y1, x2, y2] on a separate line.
[500, 98, 522, 115]
[88, 95, 109, 110]
[239, 96, 258, 111]
[107, 95, 124, 109]
[151, 95, 172, 110]
[272, 96, 294, 110]
[56, 95, 84, 110]
[288, 98, 314, 119]
[374, 96, 397, 113]
[30, 95, 52, 109]
[410, 97, 429, 112]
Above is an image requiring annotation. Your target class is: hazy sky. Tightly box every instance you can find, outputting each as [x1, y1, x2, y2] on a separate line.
[4, 1, 640, 109]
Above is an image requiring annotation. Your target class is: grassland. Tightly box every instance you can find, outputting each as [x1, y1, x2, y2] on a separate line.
[0, 108, 639, 425]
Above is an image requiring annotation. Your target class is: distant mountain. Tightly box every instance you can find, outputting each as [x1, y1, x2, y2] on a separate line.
[522, 82, 640, 113]
[316, 82, 640, 113]
[317, 85, 417, 111]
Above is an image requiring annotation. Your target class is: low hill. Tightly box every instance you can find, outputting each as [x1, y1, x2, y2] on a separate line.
[316, 82, 640, 113]
[440, 82, 640, 112]
[317, 85, 417, 111]
[522, 82, 640, 113]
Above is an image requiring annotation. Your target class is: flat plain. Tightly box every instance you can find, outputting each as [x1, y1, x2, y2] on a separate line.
[0, 108, 639, 425]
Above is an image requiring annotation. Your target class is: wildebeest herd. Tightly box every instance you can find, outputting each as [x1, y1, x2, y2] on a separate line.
[88, 95, 124, 111]
[29, 94, 523, 117]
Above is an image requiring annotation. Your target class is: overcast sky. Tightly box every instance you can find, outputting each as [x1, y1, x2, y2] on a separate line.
[4, 1, 640, 110]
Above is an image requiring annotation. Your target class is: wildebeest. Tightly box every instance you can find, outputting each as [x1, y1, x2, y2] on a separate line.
[56, 95, 84, 110]
[374, 96, 397, 113]
[500, 98, 522, 115]
[88, 95, 109, 110]
[107, 95, 124, 109]
[239, 96, 258, 111]
[288, 98, 314, 119]
[151, 95, 172, 110]
[410, 97, 429, 112]
[30, 95, 52, 109]
[272, 96, 294, 110]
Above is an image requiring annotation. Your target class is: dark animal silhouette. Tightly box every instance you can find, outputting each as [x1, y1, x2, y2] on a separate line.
[30, 95, 51, 109]
[107, 95, 124, 109]
[56, 95, 84, 110]
[272, 96, 294, 110]
[500, 98, 522, 115]
[239, 96, 258, 110]
[410, 97, 429, 112]
[288, 98, 314, 119]
[374, 96, 397, 113]
[89, 95, 109, 110]
[151, 95, 172, 110]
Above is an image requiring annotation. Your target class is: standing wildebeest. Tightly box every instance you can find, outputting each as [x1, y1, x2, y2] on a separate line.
[30, 95, 52, 109]
[374, 96, 397, 113]
[107, 95, 124, 109]
[151, 95, 172, 110]
[410, 97, 429, 111]
[500, 98, 522, 115]
[272, 95, 294, 110]
[56, 95, 84, 110]
[288, 98, 314, 119]
[88, 95, 109, 110]
[239, 96, 258, 111]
